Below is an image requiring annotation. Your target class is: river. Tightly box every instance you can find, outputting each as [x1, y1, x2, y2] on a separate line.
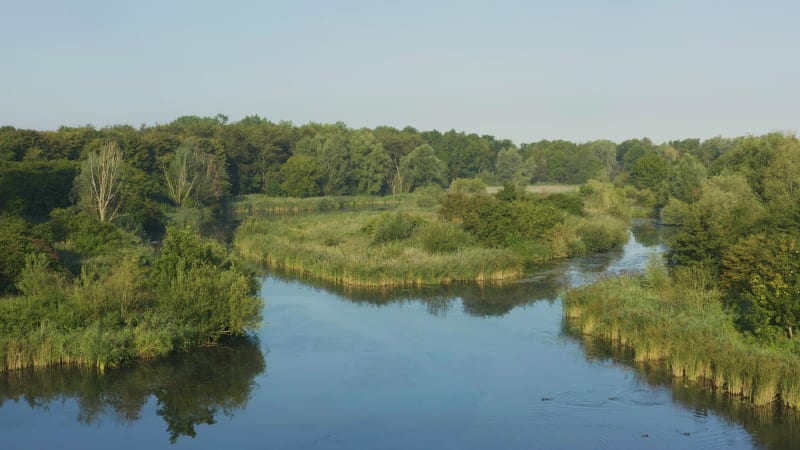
[0, 220, 797, 449]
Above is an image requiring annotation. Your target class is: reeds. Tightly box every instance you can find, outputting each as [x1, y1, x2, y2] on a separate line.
[563, 273, 800, 410]
[228, 194, 418, 219]
[235, 210, 524, 287]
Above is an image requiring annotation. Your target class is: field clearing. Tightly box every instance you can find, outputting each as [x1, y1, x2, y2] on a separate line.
[486, 184, 580, 194]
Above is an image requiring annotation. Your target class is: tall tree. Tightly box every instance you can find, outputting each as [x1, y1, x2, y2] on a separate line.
[495, 147, 522, 183]
[163, 140, 206, 207]
[400, 144, 447, 191]
[75, 141, 123, 222]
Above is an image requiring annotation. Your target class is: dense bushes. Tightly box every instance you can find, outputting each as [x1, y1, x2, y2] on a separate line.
[416, 221, 475, 253]
[440, 193, 563, 248]
[368, 212, 427, 245]
[0, 224, 262, 372]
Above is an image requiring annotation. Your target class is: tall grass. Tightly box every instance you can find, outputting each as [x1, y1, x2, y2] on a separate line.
[235, 210, 524, 287]
[228, 194, 418, 218]
[563, 264, 800, 409]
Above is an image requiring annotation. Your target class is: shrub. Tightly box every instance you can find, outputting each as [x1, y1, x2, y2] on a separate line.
[371, 212, 427, 245]
[540, 192, 584, 215]
[416, 222, 475, 253]
[414, 185, 445, 207]
[576, 217, 628, 253]
[449, 178, 487, 194]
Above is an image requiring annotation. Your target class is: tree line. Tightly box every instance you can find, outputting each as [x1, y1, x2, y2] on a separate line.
[2, 114, 800, 346]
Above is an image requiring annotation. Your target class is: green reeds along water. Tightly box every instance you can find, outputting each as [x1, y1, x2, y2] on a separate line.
[228, 194, 419, 218]
[563, 273, 800, 410]
[235, 209, 524, 287]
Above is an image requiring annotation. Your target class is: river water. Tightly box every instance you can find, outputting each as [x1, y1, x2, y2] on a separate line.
[0, 221, 797, 449]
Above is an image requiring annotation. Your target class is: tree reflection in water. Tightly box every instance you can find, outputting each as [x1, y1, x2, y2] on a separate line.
[564, 327, 800, 450]
[267, 266, 568, 318]
[0, 336, 265, 443]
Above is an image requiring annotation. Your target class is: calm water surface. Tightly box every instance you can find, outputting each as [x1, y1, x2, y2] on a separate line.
[1, 221, 797, 449]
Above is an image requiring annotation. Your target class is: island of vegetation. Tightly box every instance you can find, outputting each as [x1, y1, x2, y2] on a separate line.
[2, 114, 799, 415]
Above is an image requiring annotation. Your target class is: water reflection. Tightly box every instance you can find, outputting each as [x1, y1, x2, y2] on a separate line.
[0, 337, 265, 443]
[266, 268, 566, 317]
[564, 327, 800, 449]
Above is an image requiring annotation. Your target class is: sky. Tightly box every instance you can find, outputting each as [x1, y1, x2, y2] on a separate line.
[1, 0, 798, 144]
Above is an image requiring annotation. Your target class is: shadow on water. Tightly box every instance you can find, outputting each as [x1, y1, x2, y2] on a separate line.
[265, 267, 568, 317]
[261, 220, 663, 318]
[564, 317, 800, 450]
[0, 336, 265, 444]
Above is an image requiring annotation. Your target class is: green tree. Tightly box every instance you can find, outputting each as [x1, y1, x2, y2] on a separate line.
[630, 152, 668, 191]
[280, 155, 325, 197]
[163, 139, 227, 207]
[666, 153, 706, 202]
[495, 147, 522, 183]
[400, 144, 447, 191]
[723, 233, 800, 339]
[668, 174, 764, 269]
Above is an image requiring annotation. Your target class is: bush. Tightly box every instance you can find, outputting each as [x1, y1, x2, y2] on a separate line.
[576, 217, 628, 253]
[414, 185, 445, 207]
[449, 178, 487, 194]
[371, 212, 427, 245]
[540, 192, 584, 216]
[416, 222, 475, 253]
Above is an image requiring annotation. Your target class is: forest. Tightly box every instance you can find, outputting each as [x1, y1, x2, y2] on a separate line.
[1, 115, 799, 383]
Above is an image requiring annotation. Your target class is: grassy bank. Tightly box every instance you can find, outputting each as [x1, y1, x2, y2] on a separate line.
[563, 267, 800, 409]
[235, 209, 524, 287]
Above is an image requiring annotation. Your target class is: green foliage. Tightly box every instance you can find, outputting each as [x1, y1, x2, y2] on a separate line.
[45, 208, 136, 259]
[416, 221, 475, 253]
[370, 212, 427, 245]
[722, 234, 800, 340]
[495, 182, 520, 202]
[0, 160, 78, 219]
[564, 273, 800, 408]
[494, 147, 522, 183]
[575, 217, 628, 253]
[280, 155, 325, 197]
[0, 222, 262, 372]
[448, 177, 487, 194]
[74, 142, 124, 222]
[235, 210, 524, 287]
[667, 154, 706, 202]
[668, 174, 764, 268]
[520, 140, 602, 184]
[399, 144, 447, 191]
[659, 198, 691, 225]
[617, 138, 654, 171]
[630, 152, 669, 191]
[540, 192, 584, 215]
[440, 193, 563, 249]
[16, 253, 63, 298]
[0, 215, 45, 293]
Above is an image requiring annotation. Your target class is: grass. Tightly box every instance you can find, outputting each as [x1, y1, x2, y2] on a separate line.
[486, 184, 580, 195]
[563, 266, 800, 409]
[235, 208, 524, 287]
[228, 193, 419, 218]
[232, 186, 635, 287]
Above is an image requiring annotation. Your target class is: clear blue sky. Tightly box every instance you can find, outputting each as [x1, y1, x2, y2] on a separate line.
[1, 0, 798, 144]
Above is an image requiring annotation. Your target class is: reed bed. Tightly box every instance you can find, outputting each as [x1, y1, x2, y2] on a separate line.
[229, 194, 419, 218]
[563, 274, 800, 409]
[235, 210, 524, 287]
